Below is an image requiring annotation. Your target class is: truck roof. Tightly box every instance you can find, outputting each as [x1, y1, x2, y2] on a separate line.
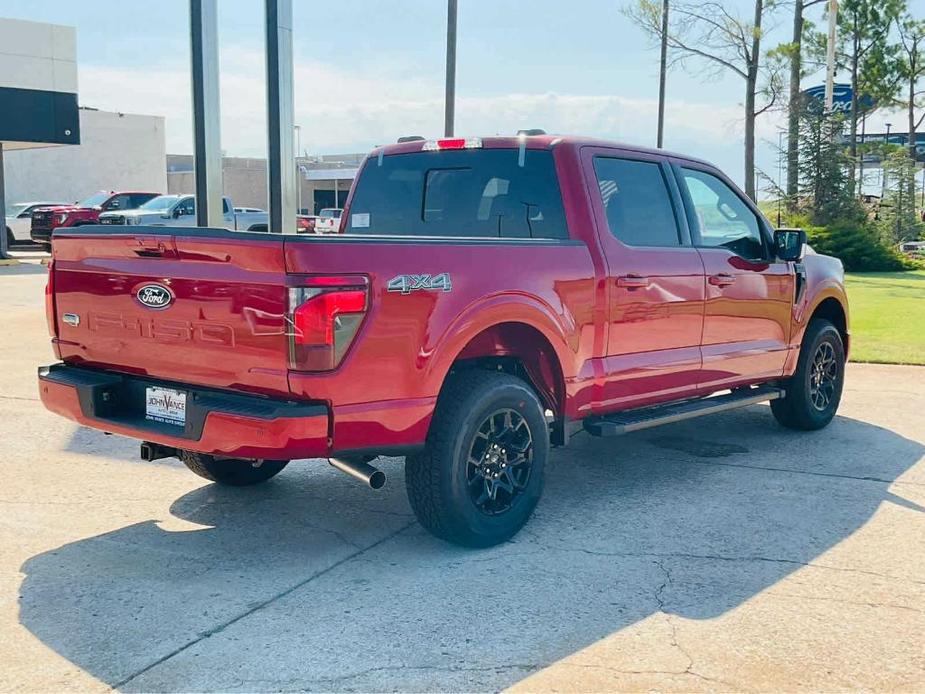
[370, 134, 715, 169]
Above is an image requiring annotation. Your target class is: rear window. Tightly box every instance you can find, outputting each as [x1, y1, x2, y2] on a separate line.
[346, 149, 568, 239]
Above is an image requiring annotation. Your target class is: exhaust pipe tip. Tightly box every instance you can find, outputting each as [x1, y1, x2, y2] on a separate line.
[368, 469, 386, 490]
[328, 457, 386, 489]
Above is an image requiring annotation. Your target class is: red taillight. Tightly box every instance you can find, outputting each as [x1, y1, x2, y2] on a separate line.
[288, 285, 367, 371]
[422, 137, 482, 151]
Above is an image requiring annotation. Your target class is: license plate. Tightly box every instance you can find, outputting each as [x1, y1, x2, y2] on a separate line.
[145, 386, 187, 426]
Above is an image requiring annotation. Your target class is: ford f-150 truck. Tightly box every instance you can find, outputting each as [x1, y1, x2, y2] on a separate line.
[38, 135, 849, 547]
[98, 194, 268, 231]
[31, 191, 161, 249]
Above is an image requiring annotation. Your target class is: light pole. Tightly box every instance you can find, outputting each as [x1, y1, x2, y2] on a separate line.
[444, 0, 458, 137]
[824, 0, 838, 112]
[656, 0, 669, 148]
[778, 130, 784, 227]
[294, 124, 301, 214]
[882, 122, 892, 203]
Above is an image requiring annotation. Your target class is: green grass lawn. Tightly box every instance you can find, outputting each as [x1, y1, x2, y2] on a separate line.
[845, 270, 925, 365]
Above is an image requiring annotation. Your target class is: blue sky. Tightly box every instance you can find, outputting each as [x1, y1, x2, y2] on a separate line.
[2, 0, 912, 190]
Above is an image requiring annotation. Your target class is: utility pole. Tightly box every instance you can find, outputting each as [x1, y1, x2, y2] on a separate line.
[444, 0, 458, 137]
[190, 0, 224, 228]
[824, 0, 838, 112]
[656, 0, 669, 148]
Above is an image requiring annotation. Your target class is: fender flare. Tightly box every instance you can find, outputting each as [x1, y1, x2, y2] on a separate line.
[424, 292, 577, 394]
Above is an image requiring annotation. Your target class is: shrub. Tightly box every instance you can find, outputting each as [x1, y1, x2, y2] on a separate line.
[806, 220, 915, 272]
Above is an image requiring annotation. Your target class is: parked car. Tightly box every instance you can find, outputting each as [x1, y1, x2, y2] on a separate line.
[98, 195, 268, 231]
[5, 201, 67, 247]
[314, 207, 342, 233]
[30, 191, 161, 249]
[38, 134, 849, 548]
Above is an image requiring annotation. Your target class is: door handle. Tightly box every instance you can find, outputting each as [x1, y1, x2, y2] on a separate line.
[708, 273, 736, 287]
[616, 275, 650, 289]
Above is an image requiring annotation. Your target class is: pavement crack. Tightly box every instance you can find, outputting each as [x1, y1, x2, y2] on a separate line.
[287, 662, 540, 688]
[680, 457, 925, 487]
[533, 544, 925, 586]
[112, 519, 417, 689]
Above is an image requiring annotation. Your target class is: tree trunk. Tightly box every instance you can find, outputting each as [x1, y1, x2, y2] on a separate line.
[745, 80, 757, 200]
[786, 1, 804, 209]
[744, 0, 763, 201]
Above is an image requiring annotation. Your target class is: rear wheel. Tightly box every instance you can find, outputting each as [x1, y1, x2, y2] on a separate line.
[5, 228, 14, 250]
[405, 371, 548, 547]
[771, 318, 845, 430]
[179, 450, 289, 486]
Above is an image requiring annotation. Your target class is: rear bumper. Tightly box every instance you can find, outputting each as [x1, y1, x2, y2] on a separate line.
[38, 364, 330, 459]
[31, 227, 53, 244]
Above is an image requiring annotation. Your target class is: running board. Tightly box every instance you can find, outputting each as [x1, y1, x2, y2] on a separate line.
[583, 385, 785, 437]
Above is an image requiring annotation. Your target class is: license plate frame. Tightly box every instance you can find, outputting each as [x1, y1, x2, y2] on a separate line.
[145, 386, 187, 427]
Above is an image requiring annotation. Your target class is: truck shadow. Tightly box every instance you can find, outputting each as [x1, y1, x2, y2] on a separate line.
[18, 408, 925, 691]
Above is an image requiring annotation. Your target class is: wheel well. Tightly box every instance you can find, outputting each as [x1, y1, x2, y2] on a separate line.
[810, 297, 848, 354]
[448, 322, 565, 419]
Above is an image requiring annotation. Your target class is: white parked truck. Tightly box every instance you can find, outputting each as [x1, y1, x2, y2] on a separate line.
[98, 195, 268, 231]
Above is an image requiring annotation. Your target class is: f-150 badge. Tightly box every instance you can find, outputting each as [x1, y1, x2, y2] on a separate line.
[387, 273, 452, 294]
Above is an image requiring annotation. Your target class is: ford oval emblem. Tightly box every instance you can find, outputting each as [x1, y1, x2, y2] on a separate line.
[136, 283, 174, 310]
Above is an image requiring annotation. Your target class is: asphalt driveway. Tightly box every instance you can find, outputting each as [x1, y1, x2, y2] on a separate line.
[1, 263, 923, 692]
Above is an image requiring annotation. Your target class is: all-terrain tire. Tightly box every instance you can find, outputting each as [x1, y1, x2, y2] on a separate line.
[405, 370, 548, 547]
[179, 450, 289, 486]
[771, 318, 845, 431]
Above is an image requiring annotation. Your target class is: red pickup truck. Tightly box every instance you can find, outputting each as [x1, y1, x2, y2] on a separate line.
[38, 135, 848, 547]
[30, 190, 161, 249]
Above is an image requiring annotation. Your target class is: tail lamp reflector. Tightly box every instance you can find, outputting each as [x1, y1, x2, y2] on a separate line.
[288, 287, 367, 371]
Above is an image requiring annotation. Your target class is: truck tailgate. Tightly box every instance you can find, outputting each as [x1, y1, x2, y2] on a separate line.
[51, 230, 291, 397]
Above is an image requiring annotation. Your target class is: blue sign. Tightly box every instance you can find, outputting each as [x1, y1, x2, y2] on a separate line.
[803, 83, 876, 114]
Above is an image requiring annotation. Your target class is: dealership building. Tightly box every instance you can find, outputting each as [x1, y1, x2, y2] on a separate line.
[5, 109, 361, 215]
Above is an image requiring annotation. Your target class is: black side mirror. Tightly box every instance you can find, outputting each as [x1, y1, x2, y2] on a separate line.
[173, 207, 183, 218]
[774, 228, 807, 262]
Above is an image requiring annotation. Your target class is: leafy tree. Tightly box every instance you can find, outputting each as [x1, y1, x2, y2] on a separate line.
[836, 0, 904, 168]
[797, 102, 860, 224]
[896, 15, 925, 156]
[878, 147, 923, 244]
[624, 0, 784, 200]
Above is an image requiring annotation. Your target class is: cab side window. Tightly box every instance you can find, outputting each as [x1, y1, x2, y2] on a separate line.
[105, 194, 132, 210]
[680, 168, 767, 260]
[178, 198, 196, 216]
[593, 157, 681, 247]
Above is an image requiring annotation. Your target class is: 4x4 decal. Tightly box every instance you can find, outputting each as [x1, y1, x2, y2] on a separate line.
[387, 273, 453, 294]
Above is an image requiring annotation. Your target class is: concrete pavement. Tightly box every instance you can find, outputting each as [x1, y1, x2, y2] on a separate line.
[0, 262, 923, 692]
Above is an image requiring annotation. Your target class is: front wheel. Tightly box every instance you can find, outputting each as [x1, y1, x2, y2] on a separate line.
[405, 371, 548, 547]
[179, 450, 289, 486]
[771, 318, 845, 431]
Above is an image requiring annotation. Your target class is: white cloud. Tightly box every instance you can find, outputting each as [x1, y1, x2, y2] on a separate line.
[76, 53, 788, 180]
